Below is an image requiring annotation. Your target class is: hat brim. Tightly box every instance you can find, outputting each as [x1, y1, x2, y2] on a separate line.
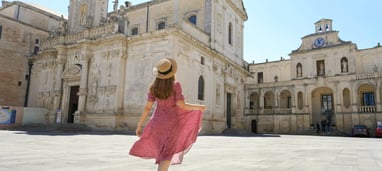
[156, 58, 177, 79]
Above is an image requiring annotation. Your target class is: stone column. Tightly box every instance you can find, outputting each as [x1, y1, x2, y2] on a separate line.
[375, 81, 381, 112]
[75, 55, 91, 123]
[46, 47, 66, 123]
[51, 58, 65, 123]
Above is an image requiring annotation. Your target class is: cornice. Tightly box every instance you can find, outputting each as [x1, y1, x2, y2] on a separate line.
[225, 0, 248, 21]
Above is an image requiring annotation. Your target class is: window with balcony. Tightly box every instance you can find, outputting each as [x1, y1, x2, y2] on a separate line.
[362, 92, 375, 106]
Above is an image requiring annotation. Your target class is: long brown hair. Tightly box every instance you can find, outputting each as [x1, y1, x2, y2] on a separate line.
[149, 76, 175, 99]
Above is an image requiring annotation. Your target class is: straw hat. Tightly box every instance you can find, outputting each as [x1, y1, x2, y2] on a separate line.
[154, 58, 177, 79]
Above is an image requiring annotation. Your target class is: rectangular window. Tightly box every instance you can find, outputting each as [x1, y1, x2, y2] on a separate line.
[362, 92, 375, 106]
[287, 96, 292, 108]
[0, 25, 2, 39]
[321, 95, 333, 111]
[131, 28, 138, 35]
[201, 56, 205, 65]
[257, 72, 263, 83]
[33, 46, 39, 54]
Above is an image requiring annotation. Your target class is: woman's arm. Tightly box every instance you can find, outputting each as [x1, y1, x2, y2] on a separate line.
[177, 100, 206, 112]
[136, 101, 154, 137]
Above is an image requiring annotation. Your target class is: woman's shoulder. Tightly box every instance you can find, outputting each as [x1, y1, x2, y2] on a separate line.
[173, 81, 182, 90]
[174, 81, 181, 86]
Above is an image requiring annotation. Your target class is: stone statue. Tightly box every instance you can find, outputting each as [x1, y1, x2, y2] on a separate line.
[113, 0, 119, 12]
[341, 60, 348, 72]
[80, 4, 88, 25]
[58, 15, 68, 35]
[297, 65, 302, 77]
[319, 62, 324, 75]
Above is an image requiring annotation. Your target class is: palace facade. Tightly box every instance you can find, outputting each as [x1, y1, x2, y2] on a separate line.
[246, 19, 382, 135]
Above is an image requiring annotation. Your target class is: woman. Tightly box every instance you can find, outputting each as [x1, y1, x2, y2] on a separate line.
[129, 58, 206, 171]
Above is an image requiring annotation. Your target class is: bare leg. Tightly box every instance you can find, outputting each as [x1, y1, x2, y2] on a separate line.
[158, 160, 171, 171]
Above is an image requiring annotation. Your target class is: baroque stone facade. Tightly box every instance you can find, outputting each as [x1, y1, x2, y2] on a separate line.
[246, 19, 382, 135]
[26, 0, 248, 134]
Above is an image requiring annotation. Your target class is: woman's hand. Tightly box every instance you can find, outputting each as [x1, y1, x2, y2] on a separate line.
[199, 105, 207, 112]
[136, 123, 143, 137]
[136, 127, 142, 137]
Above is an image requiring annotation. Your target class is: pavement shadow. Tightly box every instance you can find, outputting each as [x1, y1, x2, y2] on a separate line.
[201, 133, 281, 138]
[12, 130, 131, 136]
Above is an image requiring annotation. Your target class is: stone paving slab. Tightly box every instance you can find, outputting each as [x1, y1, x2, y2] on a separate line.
[0, 131, 381, 171]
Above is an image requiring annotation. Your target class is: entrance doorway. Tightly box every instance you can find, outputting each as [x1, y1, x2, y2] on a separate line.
[226, 93, 232, 128]
[311, 87, 334, 126]
[68, 86, 79, 123]
[321, 95, 333, 112]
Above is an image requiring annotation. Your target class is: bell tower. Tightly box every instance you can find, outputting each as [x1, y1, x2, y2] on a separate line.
[315, 19, 332, 33]
[68, 0, 109, 34]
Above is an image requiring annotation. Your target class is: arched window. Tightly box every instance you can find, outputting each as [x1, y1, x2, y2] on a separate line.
[296, 63, 302, 77]
[198, 76, 204, 100]
[131, 27, 138, 35]
[228, 22, 232, 45]
[157, 21, 165, 30]
[341, 57, 348, 73]
[188, 15, 197, 25]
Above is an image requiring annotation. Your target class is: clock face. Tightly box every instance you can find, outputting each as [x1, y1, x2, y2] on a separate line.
[314, 37, 325, 47]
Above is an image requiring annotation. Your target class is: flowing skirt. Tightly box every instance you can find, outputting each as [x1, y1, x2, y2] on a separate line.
[129, 109, 203, 164]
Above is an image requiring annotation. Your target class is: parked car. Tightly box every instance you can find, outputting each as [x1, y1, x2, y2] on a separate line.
[376, 125, 382, 138]
[352, 125, 369, 137]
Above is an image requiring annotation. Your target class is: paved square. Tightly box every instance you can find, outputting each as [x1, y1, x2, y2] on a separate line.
[0, 131, 381, 171]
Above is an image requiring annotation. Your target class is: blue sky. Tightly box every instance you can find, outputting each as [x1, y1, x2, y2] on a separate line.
[12, 0, 382, 63]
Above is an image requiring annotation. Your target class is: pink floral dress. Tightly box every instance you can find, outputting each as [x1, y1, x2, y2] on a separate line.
[129, 81, 203, 164]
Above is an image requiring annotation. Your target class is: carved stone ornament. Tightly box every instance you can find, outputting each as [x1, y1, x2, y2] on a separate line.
[62, 64, 82, 80]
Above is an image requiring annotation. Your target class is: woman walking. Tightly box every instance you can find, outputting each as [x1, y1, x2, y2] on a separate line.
[129, 58, 206, 171]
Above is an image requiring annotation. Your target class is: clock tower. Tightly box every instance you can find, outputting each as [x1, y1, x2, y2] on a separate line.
[315, 19, 332, 33]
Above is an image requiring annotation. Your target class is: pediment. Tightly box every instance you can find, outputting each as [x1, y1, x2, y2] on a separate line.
[291, 31, 353, 54]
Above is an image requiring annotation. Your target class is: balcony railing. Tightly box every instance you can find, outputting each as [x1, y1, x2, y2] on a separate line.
[358, 106, 377, 113]
[355, 72, 382, 80]
[245, 108, 292, 115]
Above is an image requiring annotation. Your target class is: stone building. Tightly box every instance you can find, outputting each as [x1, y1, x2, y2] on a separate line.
[246, 19, 382, 135]
[27, 0, 248, 133]
[0, 1, 61, 106]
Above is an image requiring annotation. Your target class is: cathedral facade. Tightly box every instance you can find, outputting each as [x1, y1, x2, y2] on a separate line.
[246, 19, 382, 135]
[26, 0, 248, 133]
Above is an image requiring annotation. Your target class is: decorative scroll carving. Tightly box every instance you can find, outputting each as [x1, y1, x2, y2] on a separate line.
[62, 64, 82, 80]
